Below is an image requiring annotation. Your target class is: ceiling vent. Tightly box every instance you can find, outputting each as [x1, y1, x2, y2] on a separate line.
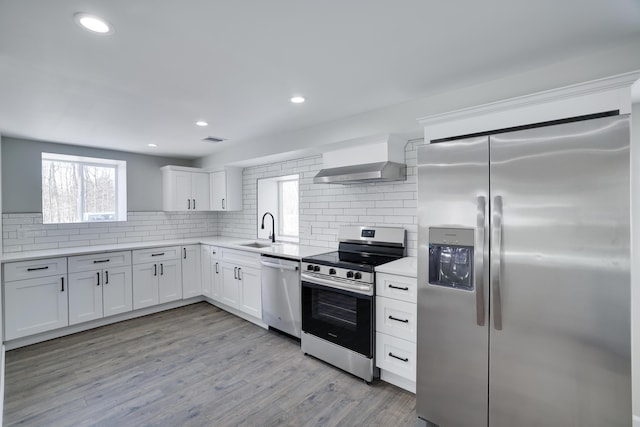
[202, 136, 226, 143]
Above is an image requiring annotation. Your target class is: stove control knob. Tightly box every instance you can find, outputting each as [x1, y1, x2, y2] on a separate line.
[307, 264, 314, 271]
[346, 271, 354, 278]
[329, 268, 336, 275]
[354, 272, 362, 280]
[313, 265, 321, 272]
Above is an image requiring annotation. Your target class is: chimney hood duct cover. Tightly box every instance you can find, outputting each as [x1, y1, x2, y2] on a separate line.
[313, 161, 406, 184]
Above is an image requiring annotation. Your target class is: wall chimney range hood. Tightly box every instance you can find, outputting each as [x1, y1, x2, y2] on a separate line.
[313, 134, 407, 184]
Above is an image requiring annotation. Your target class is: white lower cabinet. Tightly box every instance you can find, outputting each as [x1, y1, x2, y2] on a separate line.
[181, 245, 202, 299]
[69, 270, 103, 324]
[69, 266, 133, 325]
[201, 245, 221, 301]
[68, 252, 133, 325]
[375, 271, 417, 393]
[217, 248, 262, 319]
[220, 262, 240, 307]
[238, 265, 261, 318]
[158, 259, 182, 303]
[132, 247, 182, 309]
[4, 275, 69, 340]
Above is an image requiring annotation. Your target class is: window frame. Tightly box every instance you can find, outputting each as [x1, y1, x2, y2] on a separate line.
[41, 152, 127, 224]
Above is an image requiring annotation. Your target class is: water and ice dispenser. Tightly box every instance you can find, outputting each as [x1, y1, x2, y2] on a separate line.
[428, 227, 474, 290]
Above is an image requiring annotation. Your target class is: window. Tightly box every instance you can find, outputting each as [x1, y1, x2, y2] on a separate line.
[278, 178, 299, 239]
[257, 174, 299, 242]
[41, 153, 127, 224]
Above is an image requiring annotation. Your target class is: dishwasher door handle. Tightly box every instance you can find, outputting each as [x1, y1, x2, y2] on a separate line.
[260, 260, 299, 271]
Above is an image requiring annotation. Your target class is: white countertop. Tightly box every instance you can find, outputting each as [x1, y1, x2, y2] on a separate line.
[375, 256, 417, 277]
[0, 237, 331, 263]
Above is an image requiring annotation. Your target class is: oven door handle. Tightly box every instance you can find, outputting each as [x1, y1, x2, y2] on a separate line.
[301, 272, 372, 295]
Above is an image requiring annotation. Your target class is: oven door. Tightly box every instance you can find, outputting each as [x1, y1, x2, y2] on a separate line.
[301, 279, 374, 358]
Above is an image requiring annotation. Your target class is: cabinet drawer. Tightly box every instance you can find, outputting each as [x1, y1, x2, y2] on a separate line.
[376, 296, 417, 343]
[376, 332, 416, 382]
[68, 251, 132, 273]
[132, 246, 180, 264]
[3, 257, 67, 281]
[220, 248, 260, 267]
[376, 273, 417, 303]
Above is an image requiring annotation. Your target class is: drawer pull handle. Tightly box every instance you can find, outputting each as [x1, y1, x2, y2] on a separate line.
[93, 259, 110, 264]
[388, 284, 409, 291]
[105, 271, 109, 284]
[389, 315, 409, 323]
[151, 253, 165, 257]
[215, 262, 219, 274]
[183, 248, 187, 259]
[160, 263, 164, 275]
[389, 352, 409, 362]
[154, 264, 157, 276]
[61, 277, 65, 292]
[96, 272, 100, 286]
[27, 266, 49, 271]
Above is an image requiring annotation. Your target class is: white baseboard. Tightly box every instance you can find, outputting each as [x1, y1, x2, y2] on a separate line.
[379, 368, 416, 393]
[205, 297, 268, 330]
[633, 414, 640, 427]
[4, 297, 205, 350]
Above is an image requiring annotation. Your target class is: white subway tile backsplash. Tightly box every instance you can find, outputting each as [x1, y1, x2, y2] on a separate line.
[3, 211, 219, 251]
[215, 140, 419, 256]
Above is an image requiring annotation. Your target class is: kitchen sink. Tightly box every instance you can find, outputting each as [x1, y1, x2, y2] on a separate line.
[238, 241, 273, 248]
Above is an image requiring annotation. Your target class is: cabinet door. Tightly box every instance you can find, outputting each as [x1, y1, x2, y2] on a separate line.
[191, 173, 210, 211]
[68, 270, 103, 325]
[133, 262, 159, 309]
[201, 245, 212, 297]
[103, 266, 133, 317]
[171, 170, 193, 211]
[210, 170, 226, 210]
[238, 266, 262, 318]
[220, 262, 239, 307]
[158, 259, 182, 303]
[4, 275, 69, 340]
[182, 245, 202, 298]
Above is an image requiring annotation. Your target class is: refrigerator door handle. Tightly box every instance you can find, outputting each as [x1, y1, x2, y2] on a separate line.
[491, 195, 503, 330]
[476, 196, 486, 326]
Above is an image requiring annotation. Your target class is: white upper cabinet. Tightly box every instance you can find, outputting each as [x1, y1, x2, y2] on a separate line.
[210, 168, 242, 211]
[161, 166, 210, 211]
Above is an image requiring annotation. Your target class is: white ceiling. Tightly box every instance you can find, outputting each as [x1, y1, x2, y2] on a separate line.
[1, 0, 639, 160]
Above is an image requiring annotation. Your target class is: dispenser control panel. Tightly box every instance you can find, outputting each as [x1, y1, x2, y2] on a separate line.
[428, 227, 474, 290]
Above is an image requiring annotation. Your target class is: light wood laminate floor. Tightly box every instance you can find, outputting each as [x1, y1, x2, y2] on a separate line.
[4, 302, 416, 426]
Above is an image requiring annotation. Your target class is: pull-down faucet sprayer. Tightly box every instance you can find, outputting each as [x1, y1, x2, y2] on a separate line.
[261, 212, 275, 243]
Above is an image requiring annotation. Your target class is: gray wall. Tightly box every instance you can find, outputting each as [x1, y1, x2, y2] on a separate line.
[1, 137, 193, 213]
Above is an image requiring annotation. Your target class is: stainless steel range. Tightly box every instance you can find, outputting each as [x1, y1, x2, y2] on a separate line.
[301, 225, 406, 382]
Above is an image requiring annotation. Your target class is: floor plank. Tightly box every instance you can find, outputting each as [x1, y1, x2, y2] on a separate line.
[4, 302, 416, 426]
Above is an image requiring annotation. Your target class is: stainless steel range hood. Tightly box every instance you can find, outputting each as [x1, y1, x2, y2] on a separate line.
[313, 161, 406, 184]
[313, 134, 407, 184]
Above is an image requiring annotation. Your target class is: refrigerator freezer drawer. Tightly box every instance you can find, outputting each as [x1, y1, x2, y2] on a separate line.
[376, 296, 417, 342]
[376, 332, 416, 382]
[376, 273, 417, 303]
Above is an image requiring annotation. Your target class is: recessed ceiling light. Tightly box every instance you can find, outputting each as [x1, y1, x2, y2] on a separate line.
[74, 13, 113, 34]
[290, 96, 305, 104]
[195, 121, 208, 127]
[147, 143, 158, 147]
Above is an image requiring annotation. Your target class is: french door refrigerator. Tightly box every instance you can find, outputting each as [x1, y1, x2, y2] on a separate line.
[416, 114, 631, 427]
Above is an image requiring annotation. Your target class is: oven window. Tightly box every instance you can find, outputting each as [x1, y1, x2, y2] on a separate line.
[314, 291, 357, 331]
[301, 281, 373, 357]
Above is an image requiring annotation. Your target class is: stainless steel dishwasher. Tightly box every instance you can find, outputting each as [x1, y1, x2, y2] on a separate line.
[260, 255, 301, 338]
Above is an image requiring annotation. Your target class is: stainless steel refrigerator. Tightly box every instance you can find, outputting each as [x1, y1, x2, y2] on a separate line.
[416, 114, 631, 427]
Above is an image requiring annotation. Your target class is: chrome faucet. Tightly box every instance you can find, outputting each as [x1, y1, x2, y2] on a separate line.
[261, 211, 276, 243]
